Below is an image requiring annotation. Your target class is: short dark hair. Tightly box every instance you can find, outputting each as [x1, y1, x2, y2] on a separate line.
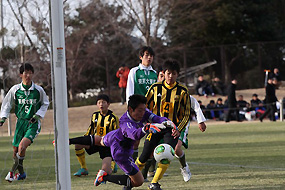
[96, 94, 110, 103]
[252, 93, 258, 97]
[128, 94, 147, 110]
[217, 98, 223, 101]
[163, 59, 180, 74]
[19, 63, 34, 74]
[139, 46, 155, 58]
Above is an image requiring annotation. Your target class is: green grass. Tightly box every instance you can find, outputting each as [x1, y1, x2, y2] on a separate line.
[0, 122, 285, 189]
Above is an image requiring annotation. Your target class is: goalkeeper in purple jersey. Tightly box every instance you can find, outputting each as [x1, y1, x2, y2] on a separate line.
[69, 94, 176, 189]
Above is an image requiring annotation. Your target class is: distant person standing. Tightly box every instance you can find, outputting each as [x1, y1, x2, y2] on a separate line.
[259, 78, 278, 122]
[125, 46, 158, 166]
[270, 68, 282, 88]
[116, 64, 130, 105]
[225, 79, 240, 122]
[126, 46, 157, 103]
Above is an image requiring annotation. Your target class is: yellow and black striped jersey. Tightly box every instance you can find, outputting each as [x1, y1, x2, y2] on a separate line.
[145, 80, 191, 132]
[85, 110, 119, 137]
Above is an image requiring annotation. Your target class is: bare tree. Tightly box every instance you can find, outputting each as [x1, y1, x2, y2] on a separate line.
[115, 0, 175, 46]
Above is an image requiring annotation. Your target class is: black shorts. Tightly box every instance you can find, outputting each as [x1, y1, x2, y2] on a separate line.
[85, 146, 112, 159]
[138, 127, 178, 163]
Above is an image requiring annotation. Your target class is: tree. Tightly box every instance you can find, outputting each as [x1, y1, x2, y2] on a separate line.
[167, 0, 285, 85]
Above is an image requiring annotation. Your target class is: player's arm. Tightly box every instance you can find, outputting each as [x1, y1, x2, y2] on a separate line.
[177, 92, 191, 132]
[0, 86, 16, 120]
[190, 95, 206, 132]
[126, 68, 135, 103]
[34, 86, 50, 119]
[145, 84, 155, 110]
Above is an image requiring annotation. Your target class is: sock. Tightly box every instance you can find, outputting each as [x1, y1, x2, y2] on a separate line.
[75, 149, 87, 169]
[103, 174, 132, 187]
[142, 158, 153, 179]
[177, 152, 186, 168]
[132, 149, 138, 161]
[135, 158, 146, 171]
[69, 135, 93, 146]
[151, 162, 169, 183]
[11, 156, 19, 173]
[11, 153, 25, 174]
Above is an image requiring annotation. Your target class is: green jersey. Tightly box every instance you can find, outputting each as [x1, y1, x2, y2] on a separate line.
[0, 82, 49, 120]
[126, 64, 157, 102]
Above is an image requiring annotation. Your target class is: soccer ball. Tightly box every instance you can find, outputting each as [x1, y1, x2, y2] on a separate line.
[153, 144, 175, 162]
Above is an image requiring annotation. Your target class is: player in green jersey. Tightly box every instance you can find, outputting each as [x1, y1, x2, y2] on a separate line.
[0, 63, 49, 182]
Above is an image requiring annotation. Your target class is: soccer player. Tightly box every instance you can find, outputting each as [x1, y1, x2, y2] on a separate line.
[136, 60, 191, 190]
[73, 94, 119, 177]
[126, 46, 158, 165]
[175, 95, 206, 182]
[69, 94, 173, 190]
[0, 63, 49, 182]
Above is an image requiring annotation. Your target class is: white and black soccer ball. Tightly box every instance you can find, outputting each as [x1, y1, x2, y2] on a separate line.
[153, 143, 175, 162]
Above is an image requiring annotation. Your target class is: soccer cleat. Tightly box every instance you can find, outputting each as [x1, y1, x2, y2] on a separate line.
[180, 163, 191, 182]
[94, 169, 107, 186]
[5, 172, 14, 183]
[148, 182, 162, 190]
[15, 172, 26, 180]
[73, 168, 89, 177]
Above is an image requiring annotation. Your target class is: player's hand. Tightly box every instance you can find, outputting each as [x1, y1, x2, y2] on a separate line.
[198, 122, 206, 132]
[171, 128, 180, 139]
[162, 120, 177, 129]
[143, 123, 165, 134]
[0, 117, 6, 127]
[29, 115, 40, 124]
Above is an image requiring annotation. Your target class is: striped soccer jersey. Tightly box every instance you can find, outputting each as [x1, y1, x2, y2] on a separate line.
[85, 110, 119, 137]
[145, 80, 191, 132]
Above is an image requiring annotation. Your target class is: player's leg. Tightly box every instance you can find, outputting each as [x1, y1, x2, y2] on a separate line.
[69, 135, 102, 146]
[149, 129, 177, 189]
[99, 146, 113, 175]
[175, 125, 191, 182]
[74, 144, 90, 176]
[136, 133, 161, 171]
[132, 139, 140, 161]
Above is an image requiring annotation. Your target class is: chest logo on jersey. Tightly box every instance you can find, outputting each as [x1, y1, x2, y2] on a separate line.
[18, 99, 37, 105]
[137, 78, 156, 85]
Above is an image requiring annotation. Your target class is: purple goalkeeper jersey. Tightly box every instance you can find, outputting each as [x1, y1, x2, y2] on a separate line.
[103, 108, 167, 175]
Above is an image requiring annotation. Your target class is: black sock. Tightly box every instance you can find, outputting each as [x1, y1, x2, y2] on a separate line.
[69, 135, 93, 146]
[178, 152, 186, 168]
[11, 157, 19, 173]
[103, 174, 132, 187]
[142, 158, 153, 179]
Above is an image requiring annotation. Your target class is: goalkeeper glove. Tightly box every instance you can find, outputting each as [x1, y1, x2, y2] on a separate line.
[162, 120, 177, 130]
[143, 123, 166, 134]
[0, 117, 6, 127]
[29, 115, 40, 124]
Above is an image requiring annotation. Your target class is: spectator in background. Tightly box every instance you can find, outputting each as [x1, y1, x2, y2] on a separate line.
[259, 78, 278, 122]
[237, 95, 248, 108]
[250, 94, 265, 118]
[198, 100, 206, 117]
[225, 79, 241, 122]
[212, 77, 226, 96]
[116, 64, 130, 105]
[206, 100, 216, 120]
[215, 98, 225, 121]
[270, 68, 282, 89]
[195, 75, 215, 97]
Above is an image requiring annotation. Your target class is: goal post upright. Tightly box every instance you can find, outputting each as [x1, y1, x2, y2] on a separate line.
[49, 0, 71, 189]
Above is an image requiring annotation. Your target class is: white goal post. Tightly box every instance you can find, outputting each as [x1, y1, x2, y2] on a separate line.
[49, 0, 71, 189]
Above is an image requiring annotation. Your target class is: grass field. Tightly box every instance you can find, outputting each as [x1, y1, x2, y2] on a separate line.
[0, 121, 284, 190]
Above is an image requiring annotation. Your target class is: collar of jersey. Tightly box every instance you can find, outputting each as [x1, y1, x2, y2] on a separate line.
[20, 81, 35, 91]
[139, 63, 155, 72]
[163, 81, 177, 89]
